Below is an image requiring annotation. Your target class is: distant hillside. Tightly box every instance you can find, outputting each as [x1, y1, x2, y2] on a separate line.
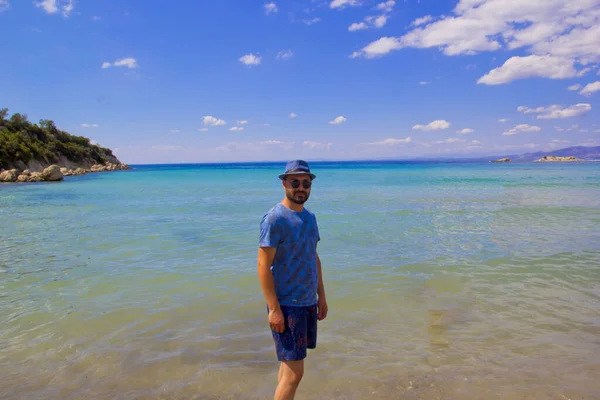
[484, 146, 600, 162]
[0, 108, 122, 171]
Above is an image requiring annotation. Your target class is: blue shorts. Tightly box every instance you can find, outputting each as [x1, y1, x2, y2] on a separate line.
[269, 304, 318, 361]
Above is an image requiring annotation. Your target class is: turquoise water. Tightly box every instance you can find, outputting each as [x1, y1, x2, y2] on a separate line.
[1, 161, 600, 399]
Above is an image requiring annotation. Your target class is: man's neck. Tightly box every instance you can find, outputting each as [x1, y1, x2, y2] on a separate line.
[281, 198, 304, 212]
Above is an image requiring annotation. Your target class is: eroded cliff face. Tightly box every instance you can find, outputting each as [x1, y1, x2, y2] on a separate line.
[6, 155, 121, 172]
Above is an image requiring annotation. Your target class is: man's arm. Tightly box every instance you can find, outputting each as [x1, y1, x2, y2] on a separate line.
[316, 252, 326, 301]
[257, 246, 285, 332]
[257, 246, 279, 311]
[316, 252, 328, 320]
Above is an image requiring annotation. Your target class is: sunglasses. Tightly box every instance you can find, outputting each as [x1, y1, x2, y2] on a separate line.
[287, 179, 312, 189]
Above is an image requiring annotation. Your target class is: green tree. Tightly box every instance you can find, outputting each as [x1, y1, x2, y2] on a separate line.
[39, 119, 57, 133]
[8, 113, 30, 131]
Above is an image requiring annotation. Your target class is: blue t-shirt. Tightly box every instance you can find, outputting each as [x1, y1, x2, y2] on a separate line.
[259, 203, 320, 307]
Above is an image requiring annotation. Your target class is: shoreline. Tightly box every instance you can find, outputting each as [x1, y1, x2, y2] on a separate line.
[0, 162, 131, 183]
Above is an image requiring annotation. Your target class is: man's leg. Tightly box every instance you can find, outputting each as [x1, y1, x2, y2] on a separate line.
[274, 360, 304, 400]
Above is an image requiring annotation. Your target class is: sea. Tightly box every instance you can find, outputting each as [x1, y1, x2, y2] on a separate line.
[1, 161, 599, 400]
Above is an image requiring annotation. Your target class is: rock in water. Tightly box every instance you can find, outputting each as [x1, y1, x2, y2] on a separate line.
[30, 172, 43, 182]
[492, 157, 511, 163]
[0, 169, 20, 182]
[41, 165, 64, 181]
[535, 155, 580, 162]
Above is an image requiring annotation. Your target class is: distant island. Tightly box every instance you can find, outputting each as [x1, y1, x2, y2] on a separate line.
[0, 108, 129, 183]
[491, 155, 585, 163]
[486, 146, 599, 163]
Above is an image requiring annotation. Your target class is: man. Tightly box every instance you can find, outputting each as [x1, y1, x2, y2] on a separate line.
[257, 160, 328, 400]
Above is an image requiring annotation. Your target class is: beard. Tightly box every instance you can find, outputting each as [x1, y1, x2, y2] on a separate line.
[286, 189, 310, 204]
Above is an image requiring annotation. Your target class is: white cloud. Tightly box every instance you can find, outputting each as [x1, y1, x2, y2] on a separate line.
[419, 81, 431, 85]
[349, 22, 368, 31]
[303, 141, 333, 150]
[330, 0, 360, 9]
[518, 103, 592, 119]
[568, 84, 583, 91]
[61, 0, 73, 17]
[411, 15, 433, 26]
[555, 124, 583, 132]
[366, 14, 388, 28]
[412, 120, 450, 131]
[351, 36, 402, 58]
[329, 116, 347, 125]
[169, 129, 180, 133]
[91, 16, 101, 20]
[229, 127, 244, 132]
[81, 123, 99, 128]
[434, 137, 464, 144]
[517, 106, 545, 114]
[349, 4, 392, 32]
[237, 120, 248, 125]
[498, 118, 509, 123]
[289, 112, 297, 119]
[0, 0, 9, 13]
[277, 50, 293, 60]
[303, 17, 321, 25]
[375, 0, 395, 13]
[90, 139, 99, 145]
[203, 116, 226, 126]
[259, 140, 283, 145]
[35, 0, 73, 17]
[368, 137, 412, 145]
[35, 0, 57, 14]
[102, 57, 138, 69]
[579, 81, 600, 96]
[470, 140, 482, 145]
[264, 2, 278, 15]
[353, 0, 600, 84]
[457, 128, 474, 134]
[198, 128, 209, 132]
[551, 139, 570, 144]
[239, 53, 261, 66]
[477, 55, 579, 85]
[502, 124, 541, 136]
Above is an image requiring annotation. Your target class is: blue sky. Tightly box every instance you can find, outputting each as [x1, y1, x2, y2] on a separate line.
[1, 0, 599, 164]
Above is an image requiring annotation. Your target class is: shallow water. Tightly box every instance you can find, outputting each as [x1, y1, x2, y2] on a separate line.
[1, 162, 600, 399]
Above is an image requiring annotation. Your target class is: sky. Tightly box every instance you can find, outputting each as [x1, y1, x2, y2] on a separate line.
[1, 0, 599, 164]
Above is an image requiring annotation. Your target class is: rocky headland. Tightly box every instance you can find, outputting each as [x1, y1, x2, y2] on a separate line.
[1, 108, 130, 183]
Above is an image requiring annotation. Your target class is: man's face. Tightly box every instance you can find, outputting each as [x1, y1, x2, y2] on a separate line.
[283, 174, 312, 205]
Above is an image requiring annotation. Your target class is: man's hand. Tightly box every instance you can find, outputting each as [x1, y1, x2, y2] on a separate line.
[317, 297, 328, 321]
[269, 308, 285, 333]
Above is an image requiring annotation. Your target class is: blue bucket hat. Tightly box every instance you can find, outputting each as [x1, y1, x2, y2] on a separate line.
[278, 160, 316, 180]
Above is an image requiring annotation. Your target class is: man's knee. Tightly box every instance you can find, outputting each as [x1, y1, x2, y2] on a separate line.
[281, 360, 304, 385]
